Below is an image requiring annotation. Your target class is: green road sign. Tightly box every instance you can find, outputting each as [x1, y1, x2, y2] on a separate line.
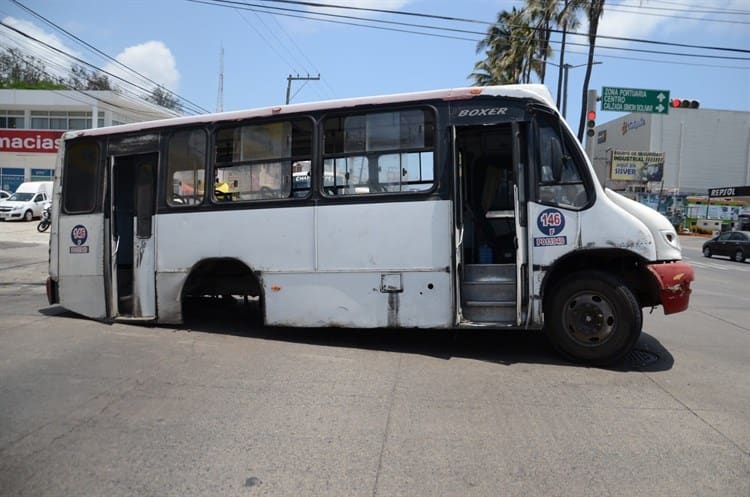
[601, 86, 670, 114]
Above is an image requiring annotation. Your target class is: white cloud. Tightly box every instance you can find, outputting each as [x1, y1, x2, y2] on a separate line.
[0, 16, 82, 78]
[105, 41, 180, 92]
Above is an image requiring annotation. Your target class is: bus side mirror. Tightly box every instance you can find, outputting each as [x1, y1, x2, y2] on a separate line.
[549, 139, 563, 182]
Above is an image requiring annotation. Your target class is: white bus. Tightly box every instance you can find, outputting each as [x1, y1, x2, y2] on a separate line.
[45, 85, 693, 365]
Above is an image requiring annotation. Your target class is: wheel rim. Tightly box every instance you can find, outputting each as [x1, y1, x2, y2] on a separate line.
[562, 291, 616, 346]
[703, 247, 711, 257]
[735, 250, 744, 262]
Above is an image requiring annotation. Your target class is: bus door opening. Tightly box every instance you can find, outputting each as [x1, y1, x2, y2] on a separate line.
[110, 153, 157, 319]
[454, 124, 523, 325]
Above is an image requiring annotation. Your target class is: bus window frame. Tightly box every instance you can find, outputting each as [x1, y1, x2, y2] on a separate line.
[319, 105, 439, 199]
[164, 127, 209, 208]
[62, 138, 103, 215]
[532, 107, 595, 210]
[210, 116, 315, 204]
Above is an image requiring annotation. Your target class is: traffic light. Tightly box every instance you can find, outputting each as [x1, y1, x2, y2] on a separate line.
[586, 110, 596, 137]
[670, 98, 700, 109]
[586, 89, 597, 138]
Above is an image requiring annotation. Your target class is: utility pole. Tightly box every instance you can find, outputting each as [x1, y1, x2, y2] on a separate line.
[216, 45, 224, 113]
[285, 74, 320, 104]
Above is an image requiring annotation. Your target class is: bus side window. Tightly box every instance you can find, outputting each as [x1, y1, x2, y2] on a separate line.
[322, 109, 435, 196]
[537, 116, 589, 209]
[167, 129, 207, 206]
[63, 140, 99, 213]
[212, 119, 312, 202]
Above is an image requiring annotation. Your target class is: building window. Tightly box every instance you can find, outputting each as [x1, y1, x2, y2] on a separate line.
[29, 110, 103, 130]
[0, 110, 25, 129]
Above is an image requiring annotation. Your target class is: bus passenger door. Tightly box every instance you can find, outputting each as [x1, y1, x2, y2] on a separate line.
[453, 124, 525, 326]
[109, 153, 157, 320]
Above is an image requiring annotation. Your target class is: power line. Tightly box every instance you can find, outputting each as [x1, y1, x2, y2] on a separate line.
[264, 9, 335, 98]
[10, 0, 210, 113]
[0, 21, 206, 115]
[190, 0, 750, 56]
[610, 0, 750, 16]
[605, 5, 750, 25]
[189, 0, 750, 62]
[188, 0, 478, 42]
[0, 35, 179, 118]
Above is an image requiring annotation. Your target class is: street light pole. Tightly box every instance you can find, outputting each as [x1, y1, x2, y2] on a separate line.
[562, 62, 601, 119]
[542, 60, 601, 120]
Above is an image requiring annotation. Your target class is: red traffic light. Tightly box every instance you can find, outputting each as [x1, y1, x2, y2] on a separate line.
[587, 111, 596, 121]
[671, 98, 700, 109]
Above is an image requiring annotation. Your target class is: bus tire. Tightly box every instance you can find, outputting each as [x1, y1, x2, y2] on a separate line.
[544, 271, 641, 366]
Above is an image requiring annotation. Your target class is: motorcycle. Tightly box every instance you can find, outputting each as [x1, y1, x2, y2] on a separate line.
[37, 202, 51, 233]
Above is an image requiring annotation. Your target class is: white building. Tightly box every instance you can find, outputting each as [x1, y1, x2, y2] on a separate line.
[0, 90, 179, 193]
[589, 106, 750, 195]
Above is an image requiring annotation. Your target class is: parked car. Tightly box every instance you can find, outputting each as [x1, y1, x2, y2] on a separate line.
[702, 230, 750, 262]
[0, 181, 53, 222]
[0, 190, 10, 202]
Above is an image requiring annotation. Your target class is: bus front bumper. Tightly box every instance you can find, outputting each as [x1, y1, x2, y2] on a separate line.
[646, 261, 694, 315]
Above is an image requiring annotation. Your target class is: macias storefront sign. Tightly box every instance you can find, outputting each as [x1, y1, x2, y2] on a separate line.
[0, 130, 64, 154]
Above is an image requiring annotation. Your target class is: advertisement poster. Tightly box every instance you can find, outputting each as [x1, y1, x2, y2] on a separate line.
[610, 150, 665, 182]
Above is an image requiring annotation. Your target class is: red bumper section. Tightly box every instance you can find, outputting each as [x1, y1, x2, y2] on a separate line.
[646, 261, 694, 315]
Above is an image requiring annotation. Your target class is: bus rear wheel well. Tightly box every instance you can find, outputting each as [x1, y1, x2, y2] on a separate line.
[542, 250, 661, 309]
[181, 257, 263, 303]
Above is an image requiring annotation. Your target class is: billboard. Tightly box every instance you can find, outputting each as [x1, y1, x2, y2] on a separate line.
[610, 150, 665, 182]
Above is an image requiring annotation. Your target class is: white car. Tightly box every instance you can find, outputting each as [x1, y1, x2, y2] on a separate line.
[0, 181, 53, 221]
[0, 191, 50, 221]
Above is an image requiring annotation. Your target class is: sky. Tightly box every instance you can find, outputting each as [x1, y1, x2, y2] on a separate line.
[0, 0, 748, 135]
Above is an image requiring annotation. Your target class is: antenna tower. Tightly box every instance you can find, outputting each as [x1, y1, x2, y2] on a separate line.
[216, 45, 224, 112]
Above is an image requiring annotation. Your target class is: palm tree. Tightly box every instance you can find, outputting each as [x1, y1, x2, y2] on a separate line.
[470, 7, 540, 85]
[577, 0, 606, 141]
[526, 0, 559, 84]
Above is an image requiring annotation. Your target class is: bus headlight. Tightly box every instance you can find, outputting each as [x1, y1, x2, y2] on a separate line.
[660, 229, 681, 251]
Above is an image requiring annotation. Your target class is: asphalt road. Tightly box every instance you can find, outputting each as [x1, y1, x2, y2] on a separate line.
[0, 222, 747, 497]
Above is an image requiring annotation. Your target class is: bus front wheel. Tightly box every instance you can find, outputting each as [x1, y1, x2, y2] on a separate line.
[544, 271, 641, 366]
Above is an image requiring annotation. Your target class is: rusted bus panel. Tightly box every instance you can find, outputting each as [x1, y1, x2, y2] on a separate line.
[263, 271, 453, 328]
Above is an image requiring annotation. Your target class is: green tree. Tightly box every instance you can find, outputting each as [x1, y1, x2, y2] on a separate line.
[526, 0, 559, 84]
[470, 7, 541, 85]
[147, 86, 182, 112]
[0, 47, 65, 89]
[67, 64, 112, 90]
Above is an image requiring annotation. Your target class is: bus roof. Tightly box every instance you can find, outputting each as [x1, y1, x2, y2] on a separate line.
[63, 84, 556, 140]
